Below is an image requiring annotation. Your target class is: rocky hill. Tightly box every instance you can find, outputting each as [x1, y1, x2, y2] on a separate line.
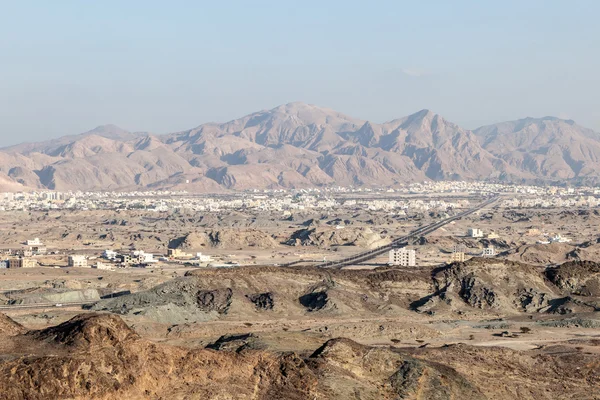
[88, 260, 600, 325]
[2, 102, 600, 191]
[0, 311, 598, 399]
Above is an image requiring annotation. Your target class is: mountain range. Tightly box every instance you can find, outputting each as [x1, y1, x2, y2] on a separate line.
[1, 102, 599, 192]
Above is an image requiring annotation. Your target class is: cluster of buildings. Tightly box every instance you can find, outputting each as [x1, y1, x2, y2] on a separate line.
[101, 249, 157, 267]
[0, 238, 49, 269]
[97, 248, 214, 268]
[502, 195, 600, 209]
[0, 258, 37, 269]
[537, 234, 572, 245]
[4, 181, 600, 214]
[0, 232, 218, 270]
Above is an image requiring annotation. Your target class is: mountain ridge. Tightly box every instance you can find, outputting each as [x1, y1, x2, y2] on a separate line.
[1, 103, 598, 191]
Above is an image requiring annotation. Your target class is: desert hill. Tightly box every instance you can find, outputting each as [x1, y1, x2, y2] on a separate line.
[88, 260, 600, 327]
[0, 311, 598, 399]
[2, 103, 600, 191]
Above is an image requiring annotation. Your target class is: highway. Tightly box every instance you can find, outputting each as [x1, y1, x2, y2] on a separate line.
[0, 301, 96, 310]
[315, 195, 499, 269]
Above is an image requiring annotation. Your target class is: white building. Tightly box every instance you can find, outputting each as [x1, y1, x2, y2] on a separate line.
[103, 250, 117, 260]
[26, 238, 42, 246]
[549, 234, 571, 243]
[388, 248, 416, 267]
[467, 228, 483, 238]
[195, 252, 213, 262]
[132, 250, 157, 264]
[481, 246, 495, 257]
[93, 262, 114, 270]
[68, 255, 88, 268]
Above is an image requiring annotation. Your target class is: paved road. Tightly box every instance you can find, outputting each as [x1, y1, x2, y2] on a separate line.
[0, 301, 96, 310]
[315, 195, 499, 269]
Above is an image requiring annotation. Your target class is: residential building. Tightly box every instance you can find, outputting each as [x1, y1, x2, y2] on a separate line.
[29, 245, 47, 255]
[467, 228, 483, 238]
[103, 250, 118, 260]
[451, 251, 466, 262]
[550, 234, 571, 243]
[8, 257, 37, 268]
[26, 238, 42, 246]
[388, 248, 416, 267]
[195, 252, 213, 262]
[93, 262, 114, 270]
[133, 250, 156, 264]
[168, 248, 191, 259]
[117, 254, 134, 265]
[17, 249, 33, 257]
[68, 255, 88, 268]
[481, 246, 495, 257]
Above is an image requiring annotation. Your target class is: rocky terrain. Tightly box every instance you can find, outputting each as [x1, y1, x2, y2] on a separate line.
[1, 307, 599, 399]
[87, 260, 600, 325]
[1, 204, 600, 398]
[2, 103, 600, 191]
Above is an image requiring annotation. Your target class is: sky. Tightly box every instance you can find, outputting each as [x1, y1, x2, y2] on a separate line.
[0, 0, 599, 146]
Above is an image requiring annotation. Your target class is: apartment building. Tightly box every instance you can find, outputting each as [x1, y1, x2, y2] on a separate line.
[168, 248, 192, 259]
[8, 257, 37, 268]
[467, 228, 484, 238]
[482, 246, 496, 257]
[26, 238, 43, 246]
[68, 255, 88, 268]
[451, 251, 466, 262]
[388, 248, 416, 267]
[93, 262, 115, 270]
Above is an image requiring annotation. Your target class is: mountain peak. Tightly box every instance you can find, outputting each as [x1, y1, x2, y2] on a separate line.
[414, 109, 434, 117]
[84, 124, 131, 139]
[270, 102, 345, 116]
[400, 109, 444, 130]
[236, 102, 364, 129]
[3, 104, 600, 191]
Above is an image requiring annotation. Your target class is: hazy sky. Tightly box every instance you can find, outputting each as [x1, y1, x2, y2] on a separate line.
[1, 1, 599, 146]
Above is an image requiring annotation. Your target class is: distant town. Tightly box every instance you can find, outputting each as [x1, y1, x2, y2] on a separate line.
[0, 180, 583, 273]
[1, 181, 600, 213]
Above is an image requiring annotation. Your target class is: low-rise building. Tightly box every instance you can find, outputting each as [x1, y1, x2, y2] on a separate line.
[26, 238, 42, 246]
[93, 262, 115, 270]
[0, 260, 8, 269]
[550, 234, 571, 243]
[451, 251, 466, 262]
[103, 250, 118, 260]
[195, 252, 213, 262]
[388, 248, 416, 267]
[17, 249, 33, 257]
[467, 228, 484, 238]
[117, 254, 134, 265]
[481, 246, 495, 257]
[8, 257, 37, 268]
[29, 245, 47, 255]
[132, 250, 157, 264]
[68, 255, 88, 268]
[168, 248, 191, 259]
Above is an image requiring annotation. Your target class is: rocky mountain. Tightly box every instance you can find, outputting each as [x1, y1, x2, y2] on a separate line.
[473, 117, 600, 182]
[1, 102, 599, 191]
